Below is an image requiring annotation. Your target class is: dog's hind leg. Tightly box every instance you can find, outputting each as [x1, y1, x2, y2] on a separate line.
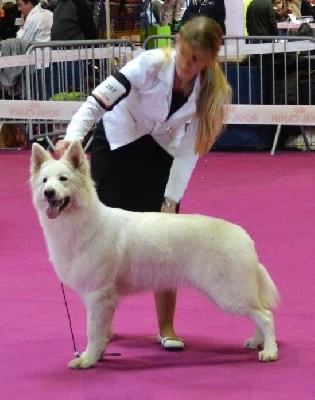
[245, 308, 278, 362]
[68, 286, 118, 369]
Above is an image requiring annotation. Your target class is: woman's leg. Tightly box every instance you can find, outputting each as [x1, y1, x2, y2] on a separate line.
[155, 290, 184, 349]
[154, 201, 182, 345]
[154, 289, 177, 337]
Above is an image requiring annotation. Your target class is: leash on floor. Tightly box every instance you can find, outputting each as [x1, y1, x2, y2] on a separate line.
[60, 283, 122, 359]
[60, 282, 81, 358]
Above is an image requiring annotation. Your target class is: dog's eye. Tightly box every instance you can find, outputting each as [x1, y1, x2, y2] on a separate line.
[43, 177, 47, 183]
[60, 176, 68, 182]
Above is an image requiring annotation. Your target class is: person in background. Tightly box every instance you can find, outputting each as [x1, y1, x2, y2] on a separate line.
[151, 0, 164, 24]
[301, 0, 315, 19]
[286, 0, 301, 16]
[55, 16, 231, 351]
[50, 0, 97, 93]
[246, 0, 280, 104]
[272, 0, 289, 21]
[246, 0, 278, 36]
[51, 0, 97, 41]
[16, 0, 52, 41]
[140, 0, 161, 28]
[181, 0, 226, 34]
[159, 0, 186, 31]
[0, 2, 21, 40]
[47, 0, 59, 11]
[13, 0, 53, 100]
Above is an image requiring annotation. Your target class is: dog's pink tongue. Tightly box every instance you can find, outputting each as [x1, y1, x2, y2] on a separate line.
[46, 206, 60, 219]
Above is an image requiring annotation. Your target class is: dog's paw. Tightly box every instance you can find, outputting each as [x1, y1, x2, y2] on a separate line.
[258, 349, 279, 363]
[68, 356, 95, 369]
[244, 337, 262, 350]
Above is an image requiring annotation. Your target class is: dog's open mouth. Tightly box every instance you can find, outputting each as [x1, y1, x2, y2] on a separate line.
[46, 197, 70, 219]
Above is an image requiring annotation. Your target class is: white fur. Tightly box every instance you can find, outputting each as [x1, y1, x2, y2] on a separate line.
[30, 141, 279, 369]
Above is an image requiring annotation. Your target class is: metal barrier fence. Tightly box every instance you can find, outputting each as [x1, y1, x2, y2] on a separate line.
[1, 35, 315, 153]
[143, 34, 315, 153]
[143, 34, 315, 105]
[0, 39, 136, 149]
[220, 35, 315, 153]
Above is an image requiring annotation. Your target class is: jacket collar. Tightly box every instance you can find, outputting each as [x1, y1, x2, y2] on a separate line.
[29, 4, 42, 16]
[156, 49, 201, 105]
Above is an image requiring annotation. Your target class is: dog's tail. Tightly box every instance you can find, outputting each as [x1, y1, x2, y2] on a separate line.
[257, 263, 280, 309]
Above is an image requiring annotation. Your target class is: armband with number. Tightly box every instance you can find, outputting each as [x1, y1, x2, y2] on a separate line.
[91, 72, 131, 111]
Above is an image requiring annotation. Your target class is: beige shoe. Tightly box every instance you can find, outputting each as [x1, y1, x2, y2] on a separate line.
[157, 334, 184, 351]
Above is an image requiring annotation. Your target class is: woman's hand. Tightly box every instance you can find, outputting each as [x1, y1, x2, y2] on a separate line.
[55, 140, 71, 158]
[161, 198, 177, 214]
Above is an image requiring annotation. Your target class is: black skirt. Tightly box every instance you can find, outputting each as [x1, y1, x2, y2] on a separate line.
[90, 121, 175, 212]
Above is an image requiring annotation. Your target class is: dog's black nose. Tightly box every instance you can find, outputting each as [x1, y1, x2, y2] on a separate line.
[44, 189, 55, 199]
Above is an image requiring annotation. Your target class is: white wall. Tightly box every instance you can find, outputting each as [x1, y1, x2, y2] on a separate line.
[225, 0, 246, 36]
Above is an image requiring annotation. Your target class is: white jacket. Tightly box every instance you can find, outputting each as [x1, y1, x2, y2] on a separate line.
[16, 5, 53, 42]
[65, 49, 201, 202]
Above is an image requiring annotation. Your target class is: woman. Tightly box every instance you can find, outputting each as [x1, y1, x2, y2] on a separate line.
[55, 16, 231, 351]
[272, 0, 289, 21]
[286, 0, 301, 16]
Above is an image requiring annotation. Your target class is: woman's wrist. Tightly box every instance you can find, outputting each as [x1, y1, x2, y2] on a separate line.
[162, 197, 177, 209]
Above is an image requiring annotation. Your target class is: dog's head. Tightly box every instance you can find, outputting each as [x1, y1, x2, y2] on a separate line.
[30, 141, 93, 219]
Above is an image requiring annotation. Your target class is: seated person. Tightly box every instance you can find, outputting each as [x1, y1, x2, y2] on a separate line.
[286, 0, 301, 17]
[16, 0, 53, 42]
[15, 0, 53, 99]
[272, 0, 289, 21]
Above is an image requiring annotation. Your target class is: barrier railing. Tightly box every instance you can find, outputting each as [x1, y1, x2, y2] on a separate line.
[1, 35, 315, 153]
[0, 39, 136, 149]
[144, 34, 315, 153]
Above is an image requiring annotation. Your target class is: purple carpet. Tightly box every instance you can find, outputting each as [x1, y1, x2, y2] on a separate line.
[1, 149, 315, 399]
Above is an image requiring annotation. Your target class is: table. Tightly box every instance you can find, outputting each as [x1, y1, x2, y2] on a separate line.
[277, 22, 315, 35]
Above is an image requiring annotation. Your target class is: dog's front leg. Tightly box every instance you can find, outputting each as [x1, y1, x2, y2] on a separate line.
[68, 287, 118, 369]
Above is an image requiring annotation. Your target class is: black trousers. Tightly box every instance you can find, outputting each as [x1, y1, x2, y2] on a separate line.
[91, 122, 175, 212]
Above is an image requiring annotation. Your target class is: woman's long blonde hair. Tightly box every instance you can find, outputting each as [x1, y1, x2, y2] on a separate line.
[167, 16, 232, 155]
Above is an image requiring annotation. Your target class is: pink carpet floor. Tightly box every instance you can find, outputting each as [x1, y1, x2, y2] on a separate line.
[1, 148, 315, 399]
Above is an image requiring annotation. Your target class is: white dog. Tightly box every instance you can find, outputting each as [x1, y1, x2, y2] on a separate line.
[30, 141, 279, 369]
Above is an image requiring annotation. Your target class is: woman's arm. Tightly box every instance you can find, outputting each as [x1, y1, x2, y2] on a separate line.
[55, 95, 104, 157]
[55, 71, 132, 157]
[164, 154, 199, 203]
[164, 120, 199, 203]
[65, 96, 104, 141]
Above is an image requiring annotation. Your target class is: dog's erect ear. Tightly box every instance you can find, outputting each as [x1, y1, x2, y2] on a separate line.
[64, 141, 86, 170]
[31, 143, 53, 174]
